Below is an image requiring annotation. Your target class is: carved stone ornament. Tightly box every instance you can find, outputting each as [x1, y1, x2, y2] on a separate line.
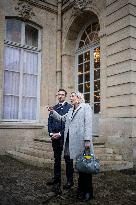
[15, 0, 35, 20]
[73, 0, 93, 10]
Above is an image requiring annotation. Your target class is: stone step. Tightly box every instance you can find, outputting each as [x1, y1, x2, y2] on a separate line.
[6, 150, 133, 172]
[94, 147, 113, 154]
[7, 150, 53, 168]
[17, 147, 54, 159]
[29, 141, 110, 154]
[17, 147, 122, 162]
[29, 142, 51, 151]
[100, 160, 133, 171]
[96, 153, 122, 161]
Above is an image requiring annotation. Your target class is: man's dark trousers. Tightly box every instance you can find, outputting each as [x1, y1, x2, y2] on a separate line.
[52, 139, 63, 185]
[48, 102, 72, 185]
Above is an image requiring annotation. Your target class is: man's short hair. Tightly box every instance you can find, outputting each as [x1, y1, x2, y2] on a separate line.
[58, 88, 67, 96]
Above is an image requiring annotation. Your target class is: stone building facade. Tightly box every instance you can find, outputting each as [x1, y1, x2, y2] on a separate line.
[0, 0, 136, 168]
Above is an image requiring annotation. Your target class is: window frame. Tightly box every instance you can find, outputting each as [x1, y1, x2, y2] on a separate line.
[75, 21, 100, 113]
[3, 19, 41, 122]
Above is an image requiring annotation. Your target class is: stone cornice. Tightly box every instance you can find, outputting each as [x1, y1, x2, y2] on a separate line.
[62, 0, 74, 13]
[24, 0, 58, 14]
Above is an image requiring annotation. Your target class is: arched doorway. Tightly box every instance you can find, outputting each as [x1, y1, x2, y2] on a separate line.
[62, 12, 100, 136]
[76, 21, 100, 136]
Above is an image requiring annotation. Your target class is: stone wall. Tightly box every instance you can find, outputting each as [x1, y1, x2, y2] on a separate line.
[100, 0, 136, 164]
[0, 0, 58, 153]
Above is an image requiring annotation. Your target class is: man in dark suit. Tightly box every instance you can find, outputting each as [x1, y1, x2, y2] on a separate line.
[47, 88, 73, 193]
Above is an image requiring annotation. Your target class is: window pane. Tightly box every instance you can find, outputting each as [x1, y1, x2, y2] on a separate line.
[81, 31, 87, 41]
[22, 97, 37, 120]
[94, 69, 100, 80]
[84, 82, 90, 92]
[4, 46, 20, 72]
[25, 25, 38, 47]
[78, 64, 83, 74]
[78, 74, 83, 84]
[84, 93, 90, 103]
[78, 54, 83, 64]
[94, 80, 100, 91]
[94, 91, 100, 102]
[85, 37, 90, 45]
[23, 74, 37, 97]
[94, 61, 100, 69]
[4, 71, 20, 95]
[79, 41, 85, 48]
[23, 51, 38, 74]
[85, 72, 90, 82]
[85, 51, 90, 61]
[3, 46, 20, 119]
[6, 19, 21, 43]
[78, 84, 83, 93]
[94, 103, 100, 113]
[94, 47, 100, 63]
[3, 96, 19, 119]
[84, 62, 90, 72]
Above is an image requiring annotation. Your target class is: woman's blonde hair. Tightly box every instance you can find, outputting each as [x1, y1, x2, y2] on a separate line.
[71, 91, 85, 103]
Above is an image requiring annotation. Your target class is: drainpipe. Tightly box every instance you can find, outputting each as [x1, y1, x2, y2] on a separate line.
[56, 0, 62, 91]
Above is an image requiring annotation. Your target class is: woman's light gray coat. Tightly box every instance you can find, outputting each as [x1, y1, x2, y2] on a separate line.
[51, 103, 93, 160]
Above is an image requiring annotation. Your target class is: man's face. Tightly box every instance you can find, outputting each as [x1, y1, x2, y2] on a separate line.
[57, 91, 66, 103]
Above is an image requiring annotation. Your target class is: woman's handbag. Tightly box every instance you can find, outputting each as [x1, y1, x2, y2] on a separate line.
[75, 146, 100, 174]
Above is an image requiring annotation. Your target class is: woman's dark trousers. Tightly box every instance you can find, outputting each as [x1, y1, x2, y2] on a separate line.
[78, 172, 93, 198]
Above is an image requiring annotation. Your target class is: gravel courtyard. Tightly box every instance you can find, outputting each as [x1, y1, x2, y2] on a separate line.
[0, 156, 136, 205]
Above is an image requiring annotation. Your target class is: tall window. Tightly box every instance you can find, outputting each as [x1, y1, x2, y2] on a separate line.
[3, 19, 41, 121]
[77, 22, 100, 113]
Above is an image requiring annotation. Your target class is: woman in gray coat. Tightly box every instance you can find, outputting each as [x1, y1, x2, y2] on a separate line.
[49, 91, 93, 201]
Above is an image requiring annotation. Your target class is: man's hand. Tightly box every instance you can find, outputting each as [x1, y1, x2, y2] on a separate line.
[51, 133, 61, 140]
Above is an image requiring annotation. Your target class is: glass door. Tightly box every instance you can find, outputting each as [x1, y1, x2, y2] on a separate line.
[77, 45, 100, 136]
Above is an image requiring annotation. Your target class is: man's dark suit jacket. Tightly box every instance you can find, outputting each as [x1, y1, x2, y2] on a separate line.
[48, 102, 72, 146]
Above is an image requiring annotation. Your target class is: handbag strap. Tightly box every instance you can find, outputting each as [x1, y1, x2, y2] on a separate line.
[83, 104, 96, 159]
[90, 143, 95, 158]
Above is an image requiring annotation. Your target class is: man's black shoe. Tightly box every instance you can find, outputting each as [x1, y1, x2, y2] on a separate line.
[46, 178, 55, 185]
[46, 178, 60, 186]
[52, 183, 62, 195]
[63, 182, 74, 190]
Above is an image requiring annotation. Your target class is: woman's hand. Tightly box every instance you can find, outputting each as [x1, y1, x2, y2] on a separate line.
[45, 106, 54, 113]
[84, 140, 91, 148]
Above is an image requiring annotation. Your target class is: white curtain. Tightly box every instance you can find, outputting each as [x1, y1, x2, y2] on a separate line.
[22, 51, 38, 120]
[3, 47, 38, 120]
[3, 46, 20, 119]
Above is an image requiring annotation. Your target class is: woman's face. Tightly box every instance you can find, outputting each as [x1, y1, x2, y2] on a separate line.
[70, 93, 79, 106]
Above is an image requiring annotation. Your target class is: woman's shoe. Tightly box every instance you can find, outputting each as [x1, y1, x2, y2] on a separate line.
[76, 190, 84, 200]
[63, 182, 74, 190]
[83, 192, 93, 202]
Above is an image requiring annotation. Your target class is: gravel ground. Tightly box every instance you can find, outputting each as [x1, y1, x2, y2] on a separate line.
[0, 156, 136, 205]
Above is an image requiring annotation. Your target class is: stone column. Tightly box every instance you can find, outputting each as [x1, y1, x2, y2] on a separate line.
[56, 0, 62, 91]
[0, 7, 5, 120]
[98, 11, 107, 141]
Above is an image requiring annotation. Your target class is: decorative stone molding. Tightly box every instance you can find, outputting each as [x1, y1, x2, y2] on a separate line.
[73, 0, 93, 10]
[70, 0, 94, 17]
[15, 0, 35, 20]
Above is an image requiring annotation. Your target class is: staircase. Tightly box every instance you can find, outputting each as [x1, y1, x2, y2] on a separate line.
[6, 137, 133, 172]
